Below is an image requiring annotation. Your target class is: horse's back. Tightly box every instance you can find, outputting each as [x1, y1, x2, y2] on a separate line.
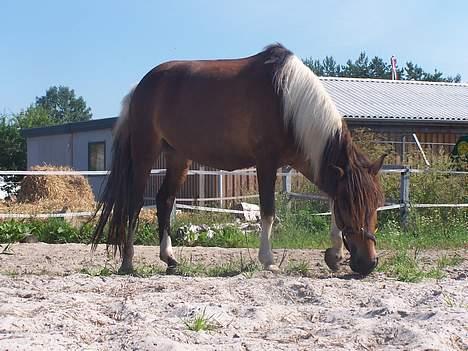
[128, 54, 288, 170]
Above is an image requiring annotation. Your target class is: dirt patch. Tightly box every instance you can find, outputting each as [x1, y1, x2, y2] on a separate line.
[0, 244, 467, 350]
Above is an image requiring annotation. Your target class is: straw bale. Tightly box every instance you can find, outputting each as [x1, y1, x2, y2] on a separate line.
[14, 165, 95, 213]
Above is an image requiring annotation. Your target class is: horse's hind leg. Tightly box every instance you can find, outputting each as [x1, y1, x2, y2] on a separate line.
[119, 141, 162, 274]
[156, 151, 190, 274]
[256, 161, 280, 272]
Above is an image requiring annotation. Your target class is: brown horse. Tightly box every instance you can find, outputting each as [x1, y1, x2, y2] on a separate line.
[92, 44, 385, 276]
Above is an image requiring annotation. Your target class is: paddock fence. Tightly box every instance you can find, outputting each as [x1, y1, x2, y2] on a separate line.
[0, 166, 466, 229]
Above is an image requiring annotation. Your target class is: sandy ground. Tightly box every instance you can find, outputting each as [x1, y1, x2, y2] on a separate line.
[0, 243, 467, 351]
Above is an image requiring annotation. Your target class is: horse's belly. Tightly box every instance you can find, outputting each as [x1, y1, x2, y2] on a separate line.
[169, 142, 256, 171]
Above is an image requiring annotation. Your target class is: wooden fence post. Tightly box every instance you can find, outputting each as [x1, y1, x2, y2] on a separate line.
[399, 168, 410, 230]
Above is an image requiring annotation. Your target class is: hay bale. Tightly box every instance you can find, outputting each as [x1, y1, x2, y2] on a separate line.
[16, 165, 95, 213]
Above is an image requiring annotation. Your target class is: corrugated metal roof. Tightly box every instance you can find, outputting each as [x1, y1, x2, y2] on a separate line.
[320, 77, 468, 123]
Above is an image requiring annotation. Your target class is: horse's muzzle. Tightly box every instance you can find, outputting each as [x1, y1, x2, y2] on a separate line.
[350, 256, 379, 276]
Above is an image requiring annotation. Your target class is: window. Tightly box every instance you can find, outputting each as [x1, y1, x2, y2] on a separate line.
[88, 142, 106, 171]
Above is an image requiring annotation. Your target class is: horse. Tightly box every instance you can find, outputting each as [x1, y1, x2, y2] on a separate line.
[92, 44, 385, 276]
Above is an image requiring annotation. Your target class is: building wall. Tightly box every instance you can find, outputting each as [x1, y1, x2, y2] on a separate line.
[27, 134, 72, 168]
[72, 129, 113, 199]
[26, 128, 113, 201]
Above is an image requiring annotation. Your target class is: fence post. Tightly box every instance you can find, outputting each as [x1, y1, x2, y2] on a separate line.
[400, 135, 406, 164]
[282, 166, 292, 210]
[199, 166, 205, 206]
[218, 172, 224, 208]
[399, 168, 410, 230]
[282, 166, 292, 194]
[170, 200, 177, 227]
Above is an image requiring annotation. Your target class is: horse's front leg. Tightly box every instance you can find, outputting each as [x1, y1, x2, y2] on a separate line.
[256, 162, 280, 272]
[324, 201, 345, 271]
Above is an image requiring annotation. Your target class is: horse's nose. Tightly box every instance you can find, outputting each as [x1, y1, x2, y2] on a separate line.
[350, 256, 378, 276]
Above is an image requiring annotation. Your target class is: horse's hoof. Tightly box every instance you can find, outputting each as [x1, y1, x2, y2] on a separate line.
[166, 263, 178, 275]
[264, 264, 280, 273]
[324, 248, 343, 272]
[117, 266, 134, 275]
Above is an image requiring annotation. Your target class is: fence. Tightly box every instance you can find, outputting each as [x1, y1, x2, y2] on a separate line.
[1, 168, 467, 229]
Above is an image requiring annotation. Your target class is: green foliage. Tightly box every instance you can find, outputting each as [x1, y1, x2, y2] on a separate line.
[206, 259, 259, 277]
[378, 250, 444, 282]
[303, 52, 461, 82]
[0, 115, 26, 171]
[178, 225, 257, 248]
[80, 266, 114, 277]
[183, 308, 220, 332]
[134, 222, 158, 245]
[35, 86, 92, 123]
[15, 105, 55, 129]
[0, 220, 35, 243]
[285, 260, 311, 276]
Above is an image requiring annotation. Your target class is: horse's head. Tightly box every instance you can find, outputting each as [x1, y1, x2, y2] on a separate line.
[332, 151, 386, 275]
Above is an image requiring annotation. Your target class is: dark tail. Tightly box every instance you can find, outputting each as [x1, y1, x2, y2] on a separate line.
[91, 89, 135, 255]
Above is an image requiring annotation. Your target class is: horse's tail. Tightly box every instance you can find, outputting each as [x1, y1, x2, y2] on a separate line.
[91, 88, 135, 254]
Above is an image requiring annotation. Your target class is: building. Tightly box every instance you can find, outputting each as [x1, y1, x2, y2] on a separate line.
[22, 77, 468, 201]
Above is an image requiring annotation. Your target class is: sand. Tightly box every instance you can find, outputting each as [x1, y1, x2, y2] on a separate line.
[0, 243, 467, 351]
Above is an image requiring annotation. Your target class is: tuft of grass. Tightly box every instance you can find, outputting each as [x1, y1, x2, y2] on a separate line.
[183, 308, 220, 332]
[80, 266, 114, 276]
[377, 250, 444, 282]
[175, 257, 207, 277]
[285, 260, 311, 276]
[133, 264, 165, 277]
[436, 254, 464, 269]
[206, 259, 259, 277]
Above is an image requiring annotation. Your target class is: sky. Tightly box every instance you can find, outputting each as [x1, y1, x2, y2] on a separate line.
[2, 0, 468, 119]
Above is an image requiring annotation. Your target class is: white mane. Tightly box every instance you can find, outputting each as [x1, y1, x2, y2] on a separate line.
[274, 55, 343, 180]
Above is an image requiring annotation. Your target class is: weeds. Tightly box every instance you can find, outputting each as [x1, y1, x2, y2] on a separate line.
[285, 260, 311, 276]
[377, 250, 445, 282]
[183, 308, 220, 332]
[80, 266, 114, 277]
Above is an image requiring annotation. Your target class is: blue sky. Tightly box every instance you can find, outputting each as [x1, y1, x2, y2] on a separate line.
[2, 0, 467, 119]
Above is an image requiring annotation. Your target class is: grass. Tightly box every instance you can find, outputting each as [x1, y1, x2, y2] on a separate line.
[285, 259, 311, 276]
[182, 308, 220, 332]
[80, 266, 114, 277]
[377, 250, 464, 282]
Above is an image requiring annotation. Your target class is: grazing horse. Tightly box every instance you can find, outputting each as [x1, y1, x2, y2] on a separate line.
[92, 44, 385, 276]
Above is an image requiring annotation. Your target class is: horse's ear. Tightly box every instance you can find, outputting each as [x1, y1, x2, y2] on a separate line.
[368, 154, 387, 175]
[330, 165, 345, 178]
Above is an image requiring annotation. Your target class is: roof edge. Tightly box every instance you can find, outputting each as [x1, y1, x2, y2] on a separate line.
[319, 76, 468, 87]
[21, 117, 118, 138]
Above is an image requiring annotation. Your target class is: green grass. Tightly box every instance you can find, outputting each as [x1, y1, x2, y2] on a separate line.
[1, 200, 466, 254]
[80, 266, 114, 276]
[182, 308, 220, 332]
[285, 260, 311, 276]
[377, 250, 464, 282]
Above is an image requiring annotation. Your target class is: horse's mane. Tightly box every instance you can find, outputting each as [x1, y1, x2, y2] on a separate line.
[267, 44, 343, 181]
[320, 128, 384, 230]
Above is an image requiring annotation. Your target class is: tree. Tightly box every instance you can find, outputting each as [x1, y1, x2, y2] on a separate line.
[15, 105, 55, 129]
[0, 115, 27, 196]
[35, 86, 92, 124]
[304, 52, 462, 82]
[0, 115, 26, 171]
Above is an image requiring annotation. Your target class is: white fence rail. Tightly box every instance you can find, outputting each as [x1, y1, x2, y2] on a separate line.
[0, 167, 466, 223]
